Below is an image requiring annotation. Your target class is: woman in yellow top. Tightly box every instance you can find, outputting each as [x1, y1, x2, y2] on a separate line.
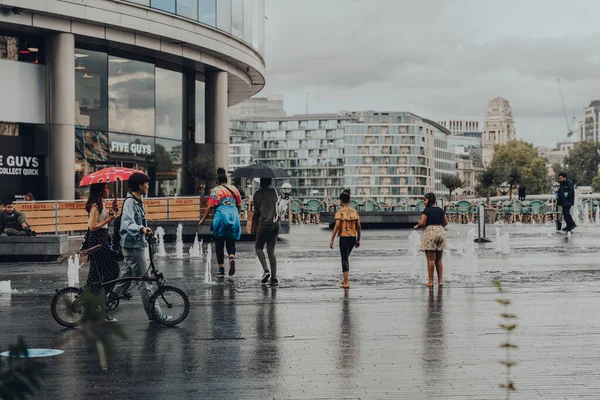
[329, 189, 361, 288]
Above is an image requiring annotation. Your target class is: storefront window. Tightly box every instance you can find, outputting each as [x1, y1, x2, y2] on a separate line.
[177, 0, 198, 19]
[0, 33, 44, 64]
[75, 129, 110, 199]
[151, 0, 176, 13]
[195, 80, 206, 144]
[217, 0, 232, 33]
[198, 0, 217, 26]
[155, 68, 183, 140]
[108, 56, 155, 136]
[155, 138, 183, 196]
[75, 49, 108, 131]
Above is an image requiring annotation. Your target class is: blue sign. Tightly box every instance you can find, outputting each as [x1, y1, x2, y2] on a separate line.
[0, 349, 64, 358]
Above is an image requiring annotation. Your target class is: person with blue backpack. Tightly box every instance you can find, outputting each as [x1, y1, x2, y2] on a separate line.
[199, 168, 242, 277]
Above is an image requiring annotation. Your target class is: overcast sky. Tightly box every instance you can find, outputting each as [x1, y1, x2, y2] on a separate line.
[261, 0, 600, 147]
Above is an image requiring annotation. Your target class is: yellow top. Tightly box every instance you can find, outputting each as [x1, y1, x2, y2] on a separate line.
[335, 207, 359, 237]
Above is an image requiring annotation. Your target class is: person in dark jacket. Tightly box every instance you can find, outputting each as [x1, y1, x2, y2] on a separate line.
[253, 178, 280, 286]
[0, 201, 35, 236]
[557, 172, 576, 231]
[518, 186, 526, 201]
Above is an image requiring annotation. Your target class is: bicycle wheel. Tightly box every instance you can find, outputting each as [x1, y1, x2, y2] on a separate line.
[51, 287, 84, 327]
[150, 286, 189, 326]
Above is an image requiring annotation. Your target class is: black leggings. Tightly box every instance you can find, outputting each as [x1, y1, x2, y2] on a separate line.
[339, 236, 356, 272]
[255, 223, 280, 277]
[215, 236, 236, 265]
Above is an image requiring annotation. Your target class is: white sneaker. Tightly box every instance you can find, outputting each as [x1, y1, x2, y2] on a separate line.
[105, 315, 117, 323]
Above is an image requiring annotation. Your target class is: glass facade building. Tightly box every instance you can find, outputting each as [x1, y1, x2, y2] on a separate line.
[0, 1, 265, 200]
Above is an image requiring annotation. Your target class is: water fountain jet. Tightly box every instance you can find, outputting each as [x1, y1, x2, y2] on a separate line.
[155, 227, 167, 257]
[67, 254, 81, 287]
[204, 244, 213, 284]
[175, 223, 184, 259]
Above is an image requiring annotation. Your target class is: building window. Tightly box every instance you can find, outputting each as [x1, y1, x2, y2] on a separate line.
[155, 68, 183, 139]
[108, 56, 155, 136]
[195, 80, 206, 143]
[75, 49, 108, 131]
[199, 0, 217, 25]
[177, 0, 198, 19]
[231, 0, 244, 38]
[155, 138, 183, 196]
[151, 0, 176, 13]
[217, 0, 232, 33]
[0, 33, 45, 64]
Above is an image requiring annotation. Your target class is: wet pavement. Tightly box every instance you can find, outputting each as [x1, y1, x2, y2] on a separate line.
[2, 223, 600, 399]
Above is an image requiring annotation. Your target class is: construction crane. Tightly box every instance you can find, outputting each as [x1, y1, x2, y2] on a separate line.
[557, 78, 577, 140]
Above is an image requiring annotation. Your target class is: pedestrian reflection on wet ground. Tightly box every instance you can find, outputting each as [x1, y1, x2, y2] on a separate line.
[337, 289, 358, 378]
[253, 286, 279, 377]
[423, 286, 446, 385]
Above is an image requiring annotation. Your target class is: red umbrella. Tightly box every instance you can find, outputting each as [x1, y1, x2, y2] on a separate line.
[79, 167, 146, 187]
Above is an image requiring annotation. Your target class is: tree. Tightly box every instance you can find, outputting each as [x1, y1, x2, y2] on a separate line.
[490, 140, 549, 197]
[592, 173, 600, 193]
[187, 154, 216, 195]
[561, 141, 600, 186]
[441, 174, 463, 201]
[506, 167, 522, 201]
[479, 165, 502, 205]
[551, 162, 564, 183]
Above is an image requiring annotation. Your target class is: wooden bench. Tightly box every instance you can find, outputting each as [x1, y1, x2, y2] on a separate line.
[14, 202, 57, 234]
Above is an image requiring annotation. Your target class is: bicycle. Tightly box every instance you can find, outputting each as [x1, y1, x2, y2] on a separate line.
[51, 233, 189, 327]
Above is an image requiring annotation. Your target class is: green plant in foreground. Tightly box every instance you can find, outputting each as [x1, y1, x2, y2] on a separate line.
[64, 289, 127, 370]
[0, 337, 44, 400]
[0, 289, 128, 398]
[494, 279, 518, 399]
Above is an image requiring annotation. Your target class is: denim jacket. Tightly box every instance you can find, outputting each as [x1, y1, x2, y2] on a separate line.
[120, 193, 147, 249]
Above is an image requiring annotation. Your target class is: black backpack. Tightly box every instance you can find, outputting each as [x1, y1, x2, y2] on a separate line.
[111, 197, 135, 261]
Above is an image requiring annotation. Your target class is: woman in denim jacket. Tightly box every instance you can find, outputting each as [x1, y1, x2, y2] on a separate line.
[111, 173, 157, 321]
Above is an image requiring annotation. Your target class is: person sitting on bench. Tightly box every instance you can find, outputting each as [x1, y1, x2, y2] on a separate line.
[0, 201, 36, 236]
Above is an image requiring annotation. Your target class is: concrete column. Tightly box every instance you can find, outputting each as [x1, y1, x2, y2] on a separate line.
[208, 71, 229, 172]
[46, 33, 75, 200]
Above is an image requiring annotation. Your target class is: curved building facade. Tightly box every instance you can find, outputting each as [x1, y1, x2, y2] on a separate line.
[0, 0, 265, 200]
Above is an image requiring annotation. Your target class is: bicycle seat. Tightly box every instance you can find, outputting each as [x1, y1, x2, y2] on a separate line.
[79, 244, 102, 256]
